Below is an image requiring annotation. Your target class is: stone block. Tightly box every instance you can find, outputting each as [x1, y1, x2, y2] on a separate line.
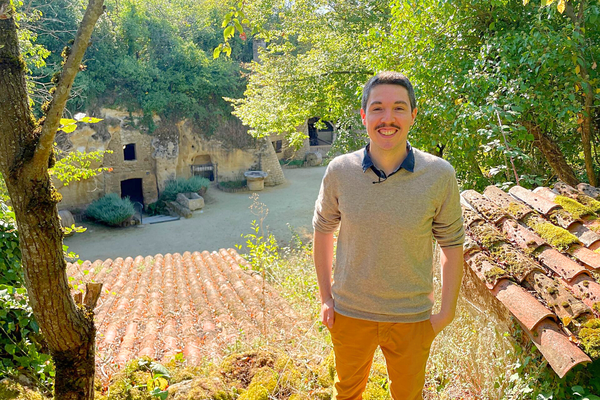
[176, 192, 204, 211]
[167, 201, 193, 218]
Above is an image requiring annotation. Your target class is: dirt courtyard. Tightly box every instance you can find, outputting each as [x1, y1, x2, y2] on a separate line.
[64, 166, 327, 262]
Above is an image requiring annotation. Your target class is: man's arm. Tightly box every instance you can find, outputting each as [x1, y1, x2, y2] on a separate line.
[430, 245, 464, 334]
[313, 229, 335, 329]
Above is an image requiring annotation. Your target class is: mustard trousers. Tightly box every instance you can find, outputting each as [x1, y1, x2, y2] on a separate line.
[329, 312, 436, 400]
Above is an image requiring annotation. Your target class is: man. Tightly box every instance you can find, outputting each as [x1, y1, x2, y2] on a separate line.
[312, 71, 464, 400]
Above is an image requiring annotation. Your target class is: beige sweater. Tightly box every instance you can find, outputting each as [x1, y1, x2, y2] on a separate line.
[313, 148, 464, 322]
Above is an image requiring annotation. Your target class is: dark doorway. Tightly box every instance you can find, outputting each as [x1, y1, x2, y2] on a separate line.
[121, 178, 144, 207]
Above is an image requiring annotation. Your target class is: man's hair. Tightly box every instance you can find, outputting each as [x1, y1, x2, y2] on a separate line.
[361, 71, 416, 112]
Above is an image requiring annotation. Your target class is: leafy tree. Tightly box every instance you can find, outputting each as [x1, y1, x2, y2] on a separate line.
[0, 1, 105, 399]
[229, 0, 599, 190]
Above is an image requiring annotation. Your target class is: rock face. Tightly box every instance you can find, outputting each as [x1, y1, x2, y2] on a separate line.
[55, 109, 286, 210]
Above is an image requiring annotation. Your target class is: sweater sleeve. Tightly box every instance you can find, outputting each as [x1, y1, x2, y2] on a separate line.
[432, 168, 465, 248]
[313, 163, 341, 234]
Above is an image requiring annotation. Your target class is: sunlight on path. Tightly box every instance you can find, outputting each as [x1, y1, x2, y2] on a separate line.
[64, 166, 327, 261]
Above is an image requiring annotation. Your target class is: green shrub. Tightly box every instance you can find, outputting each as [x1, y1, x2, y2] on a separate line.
[161, 176, 210, 202]
[85, 194, 135, 226]
[219, 180, 247, 189]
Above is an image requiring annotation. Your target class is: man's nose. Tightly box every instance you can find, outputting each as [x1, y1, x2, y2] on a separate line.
[382, 108, 394, 123]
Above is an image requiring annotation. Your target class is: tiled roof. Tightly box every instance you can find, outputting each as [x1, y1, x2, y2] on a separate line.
[461, 182, 600, 378]
[67, 249, 303, 381]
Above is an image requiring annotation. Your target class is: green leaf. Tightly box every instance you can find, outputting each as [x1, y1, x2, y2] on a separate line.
[59, 118, 76, 125]
[150, 361, 171, 379]
[59, 124, 77, 133]
[213, 46, 222, 59]
[80, 117, 103, 123]
[224, 26, 235, 40]
[5, 344, 16, 355]
[234, 20, 243, 34]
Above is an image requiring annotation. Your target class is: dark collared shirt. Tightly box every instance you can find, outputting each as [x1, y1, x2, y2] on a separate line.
[362, 142, 415, 181]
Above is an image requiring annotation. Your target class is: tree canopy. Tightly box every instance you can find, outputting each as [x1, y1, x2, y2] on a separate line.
[230, 0, 600, 190]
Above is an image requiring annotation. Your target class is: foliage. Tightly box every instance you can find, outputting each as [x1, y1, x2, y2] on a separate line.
[85, 193, 135, 226]
[236, 194, 279, 272]
[161, 176, 210, 202]
[229, 0, 600, 190]
[147, 176, 209, 216]
[25, 0, 252, 134]
[0, 202, 54, 391]
[97, 357, 171, 400]
[219, 179, 247, 189]
[50, 149, 113, 187]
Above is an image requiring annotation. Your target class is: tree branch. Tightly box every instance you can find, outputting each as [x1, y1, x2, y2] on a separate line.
[34, 0, 104, 168]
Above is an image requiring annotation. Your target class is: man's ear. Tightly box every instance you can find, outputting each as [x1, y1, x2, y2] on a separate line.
[360, 108, 367, 126]
[411, 107, 418, 122]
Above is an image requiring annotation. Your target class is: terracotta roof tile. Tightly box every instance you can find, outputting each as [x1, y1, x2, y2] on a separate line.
[509, 186, 561, 216]
[578, 183, 600, 199]
[461, 184, 600, 377]
[68, 249, 306, 382]
[491, 279, 556, 331]
[524, 320, 591, 379]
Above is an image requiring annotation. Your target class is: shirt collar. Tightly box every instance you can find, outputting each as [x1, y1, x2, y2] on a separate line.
[362, 142, 415, 178]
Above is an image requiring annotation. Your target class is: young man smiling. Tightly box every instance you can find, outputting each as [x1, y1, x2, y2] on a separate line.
[313, 72, 464, 400]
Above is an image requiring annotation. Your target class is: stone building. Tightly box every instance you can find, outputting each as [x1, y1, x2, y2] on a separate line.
[55, 109, 286, 211]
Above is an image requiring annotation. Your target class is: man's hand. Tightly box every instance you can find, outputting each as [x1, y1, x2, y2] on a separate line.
[429, 310, 454, 335]
[321, 298, 335, 329]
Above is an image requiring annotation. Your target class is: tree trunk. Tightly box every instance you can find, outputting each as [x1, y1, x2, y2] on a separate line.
[580, 73, 597, 187]
[564, 0, 598, 186]
[522, 121, 580, 187]
[0, 1, 104, 398]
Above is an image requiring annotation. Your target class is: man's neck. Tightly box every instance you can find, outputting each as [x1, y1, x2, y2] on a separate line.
[368, 141, 408, 176]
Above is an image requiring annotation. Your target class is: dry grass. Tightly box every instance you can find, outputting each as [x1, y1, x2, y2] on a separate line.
[263, 240, 538, 400]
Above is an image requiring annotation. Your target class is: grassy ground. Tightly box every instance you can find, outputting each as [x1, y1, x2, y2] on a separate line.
[6, 225, 599, 399]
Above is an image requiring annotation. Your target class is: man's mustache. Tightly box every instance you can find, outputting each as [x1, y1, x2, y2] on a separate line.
[374, 123, 402, 130]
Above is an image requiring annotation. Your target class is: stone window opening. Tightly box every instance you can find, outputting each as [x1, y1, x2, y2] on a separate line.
[273, 140, 283, 153]
[123, 143, 136, 161]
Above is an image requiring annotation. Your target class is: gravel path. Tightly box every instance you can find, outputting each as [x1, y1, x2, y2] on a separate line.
[64, 166, 327, 262]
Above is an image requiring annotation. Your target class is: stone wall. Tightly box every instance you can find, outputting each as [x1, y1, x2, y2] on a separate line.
[55, 109, 286, 210]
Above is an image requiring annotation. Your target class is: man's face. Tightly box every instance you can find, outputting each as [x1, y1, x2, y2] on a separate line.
[360, 84, 418, 155]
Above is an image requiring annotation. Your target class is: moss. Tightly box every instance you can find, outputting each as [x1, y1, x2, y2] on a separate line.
[220, 350, 278, 386]
[169, 365, 202, 384]
[316, 351, 335, 388]
[237, 384, 268, 400]
[185, 377, 233, 400]
[484, 266, 507, 284]
[469, 223, 506, 249]
[289, 394, 310, 400]
[583, 281, 590, 287]
[579, 318, 600, 359]
[0, 380, 21, 400]
[554, 195, 595, 220]
[505, 201, 532, 220]
[577, 194, 600, 214]
[562, 301, 570, 308]
[363, 382, 390, 400]
[248, 367, 278, 394]
[593, 303, 600, 314]
[278, 366, 302, 391]
[523, 214, 579, 251]
[547, 286, 558, 295]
